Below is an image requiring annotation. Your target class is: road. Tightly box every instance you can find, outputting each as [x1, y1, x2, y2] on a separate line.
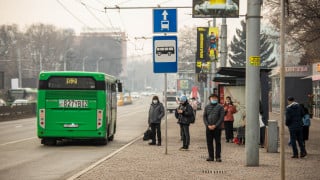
[0, 97, 153, 180]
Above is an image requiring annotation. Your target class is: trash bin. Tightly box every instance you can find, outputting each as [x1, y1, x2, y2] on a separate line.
[266, 120, 278, 153]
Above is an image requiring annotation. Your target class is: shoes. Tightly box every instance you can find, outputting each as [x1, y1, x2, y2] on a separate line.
[226, 139, 229, 143]
[206, 157, 214, 161]
[291, 155, 299, 158]
[179, 147, 188, 151]
[300, 152, 307, 158]
[148, 142, 156, 145]
[157, 143, 161, 146]
[216, 158, 222, 162]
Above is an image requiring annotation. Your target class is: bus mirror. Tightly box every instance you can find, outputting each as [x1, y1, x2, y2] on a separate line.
[117, 83, 122, 92]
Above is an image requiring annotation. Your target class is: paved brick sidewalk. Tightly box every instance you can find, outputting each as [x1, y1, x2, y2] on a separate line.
[75, 112, 320, 180]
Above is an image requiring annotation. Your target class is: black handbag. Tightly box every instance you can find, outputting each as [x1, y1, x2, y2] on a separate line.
[143, 128, 153, 141]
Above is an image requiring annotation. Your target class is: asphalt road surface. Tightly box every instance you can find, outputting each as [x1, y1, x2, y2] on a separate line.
[0, 96, 154, 180]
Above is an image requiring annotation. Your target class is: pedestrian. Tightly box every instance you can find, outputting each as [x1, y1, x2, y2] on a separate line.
[223, 96, 237, 143]
[236, 113, 246, 145]
[300, 104, 311, 149]
[285, 96, 307, 158]
[190, 97, 198, 116]
[148, 96, 165, 146]
[203, 94, 225, 162]
[175, 95, 194, 150]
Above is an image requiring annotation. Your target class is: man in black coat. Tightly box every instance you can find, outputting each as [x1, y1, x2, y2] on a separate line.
[285, 96, 307, 158]
[203, 94, 224, 162]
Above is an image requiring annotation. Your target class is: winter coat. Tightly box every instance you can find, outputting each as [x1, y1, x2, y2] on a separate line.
[223, 103, 237, 121]
[285, 102, 304, 130]
[203, 103, 225, 129]
[148, 102, 165, 124]
[175, 103, 194, 125]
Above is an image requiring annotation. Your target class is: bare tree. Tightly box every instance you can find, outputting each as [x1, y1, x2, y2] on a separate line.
[264, 0, 320, 64]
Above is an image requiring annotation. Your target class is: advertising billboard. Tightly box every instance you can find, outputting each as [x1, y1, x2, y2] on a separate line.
[196, 27, 219, 73]
[192, 0, 240, 18]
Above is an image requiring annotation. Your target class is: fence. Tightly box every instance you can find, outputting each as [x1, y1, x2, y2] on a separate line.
[0, 103, 36, 121]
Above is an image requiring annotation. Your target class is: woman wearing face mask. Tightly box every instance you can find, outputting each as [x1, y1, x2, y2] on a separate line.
[148, 96, 165, 146]
[223, 96, 237, 143]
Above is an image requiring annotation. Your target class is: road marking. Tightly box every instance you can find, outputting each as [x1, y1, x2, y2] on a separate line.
[0, 137, 36, 146]
[66, 134, 143, 180]
[15, 124, 23, 128]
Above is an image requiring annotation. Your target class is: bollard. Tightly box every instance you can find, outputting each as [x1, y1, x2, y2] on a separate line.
[266, 120, 278, 153]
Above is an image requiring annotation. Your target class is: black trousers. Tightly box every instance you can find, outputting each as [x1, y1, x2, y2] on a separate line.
[289, 128, 306, 156]
[150, 123, 161, 144]
[181, 124, 190, 148]
[224, 121, 234, 141]
[206, 128, 221, 159]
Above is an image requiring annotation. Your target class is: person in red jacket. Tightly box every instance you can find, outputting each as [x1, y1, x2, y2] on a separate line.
[223, 96, 237, 143]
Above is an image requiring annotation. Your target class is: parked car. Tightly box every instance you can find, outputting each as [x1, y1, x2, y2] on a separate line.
[11, 99, 30, 107]
[0, 99, 6, 106]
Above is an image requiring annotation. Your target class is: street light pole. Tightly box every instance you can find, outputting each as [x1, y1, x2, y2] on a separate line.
[245, 0, 262, 166]
[280, 0, 286, 179]
[82, 56, 88, 71]
[96, 57, 103, 72]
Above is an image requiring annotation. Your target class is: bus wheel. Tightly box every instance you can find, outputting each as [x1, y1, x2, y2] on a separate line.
[108, 134, 114, 141]
[42, 138, 57, 146]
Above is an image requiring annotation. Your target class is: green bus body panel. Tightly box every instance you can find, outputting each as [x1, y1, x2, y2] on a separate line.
[37, 71, 117, 140]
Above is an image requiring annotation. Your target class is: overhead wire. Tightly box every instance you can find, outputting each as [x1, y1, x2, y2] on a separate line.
[56, 0, 92, 29]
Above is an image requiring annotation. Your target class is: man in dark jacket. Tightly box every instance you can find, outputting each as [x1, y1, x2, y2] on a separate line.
[203, 94, 224, 162]
[148, 96, 165, 146]
[175, 95, 193, 150]
[285, 96, 307, 158]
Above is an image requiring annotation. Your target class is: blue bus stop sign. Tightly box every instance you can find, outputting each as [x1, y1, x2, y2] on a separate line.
[153, 36, 178, 73]
[153, 9, 177, 33]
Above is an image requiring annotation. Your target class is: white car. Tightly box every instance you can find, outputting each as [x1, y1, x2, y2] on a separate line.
[0, 99, 6, 106]
[131, 92, 140, 99]
[11, 99, 29, 106]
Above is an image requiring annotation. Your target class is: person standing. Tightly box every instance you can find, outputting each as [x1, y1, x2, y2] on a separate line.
[285, 97, 307, 158]
[300, 104, 311, 149]
[175, 95, 193, 150]
[203, 94, 225, 162]
[190, 97, 198, 116]
[223, 96, 237, 143]
[148, 96, 165, 146]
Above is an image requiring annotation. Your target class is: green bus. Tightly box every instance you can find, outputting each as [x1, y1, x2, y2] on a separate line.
[37, 71, 122, 145]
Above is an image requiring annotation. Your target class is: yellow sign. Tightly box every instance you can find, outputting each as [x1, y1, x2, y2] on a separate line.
[249, 56, 261, 66]
[66, 78, 78, 85]
[210, 0, 226, 4]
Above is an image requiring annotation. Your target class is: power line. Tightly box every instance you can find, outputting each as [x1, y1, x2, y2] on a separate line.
[79, 0, 109, 28]
[103, 6, 192, 10]
[56, 0, 92, 29]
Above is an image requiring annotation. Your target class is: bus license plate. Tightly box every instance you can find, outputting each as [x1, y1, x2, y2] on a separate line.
[59, 100, 88, 108]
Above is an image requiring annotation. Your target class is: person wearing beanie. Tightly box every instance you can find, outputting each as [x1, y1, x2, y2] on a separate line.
[175, 95, 194, 150]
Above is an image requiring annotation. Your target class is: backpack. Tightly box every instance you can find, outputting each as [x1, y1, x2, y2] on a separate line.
[189, 105, 196, 124]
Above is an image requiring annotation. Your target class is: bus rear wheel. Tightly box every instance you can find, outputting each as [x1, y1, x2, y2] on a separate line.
[42, 138, 57, 146]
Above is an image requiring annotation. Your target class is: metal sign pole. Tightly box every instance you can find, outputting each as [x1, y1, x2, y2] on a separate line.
[164, 73, 168, 154]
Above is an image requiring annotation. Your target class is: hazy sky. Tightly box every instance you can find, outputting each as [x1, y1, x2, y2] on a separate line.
[0, 0, 249, 57]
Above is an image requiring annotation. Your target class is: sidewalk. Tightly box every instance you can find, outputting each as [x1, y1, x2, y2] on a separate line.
[76, 111, 320, 180]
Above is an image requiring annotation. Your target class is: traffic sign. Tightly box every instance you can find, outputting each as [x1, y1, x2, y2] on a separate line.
[153, 9, 177, 33]
[153, 36, 178, 73]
